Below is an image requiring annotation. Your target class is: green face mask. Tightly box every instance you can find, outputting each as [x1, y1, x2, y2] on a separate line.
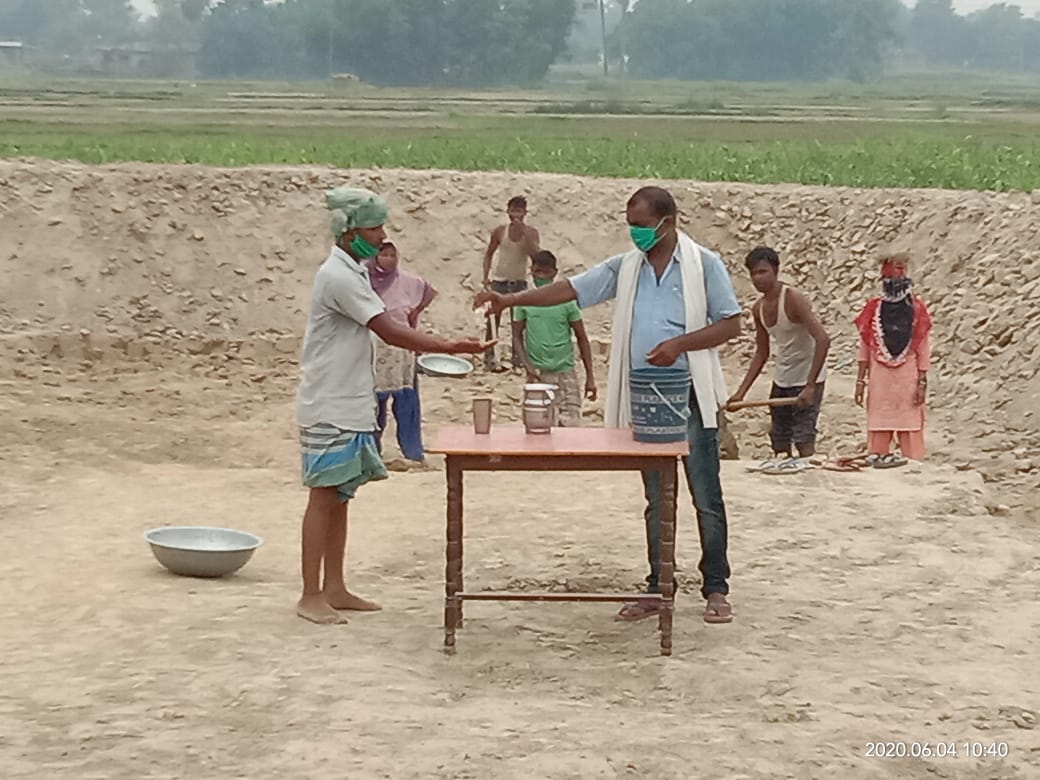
[629, 218, 667, 253]
[349, 233, 380, 259]
[532, 277, 553, 287]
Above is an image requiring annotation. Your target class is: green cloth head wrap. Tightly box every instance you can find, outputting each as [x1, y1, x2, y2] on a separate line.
[326, 185, 389, 239]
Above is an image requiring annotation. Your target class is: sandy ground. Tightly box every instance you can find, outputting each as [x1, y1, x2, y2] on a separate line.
[2, 160, 1039, 778]
[1, 372, 1038, 779]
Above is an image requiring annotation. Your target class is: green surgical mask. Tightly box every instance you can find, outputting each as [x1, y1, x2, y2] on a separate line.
[629, 218, 667, 253]
[533, 277, 553, 287]
[349, 233, 379, 259]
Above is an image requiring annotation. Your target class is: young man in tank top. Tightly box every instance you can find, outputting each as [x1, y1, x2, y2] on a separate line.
[481, 195, 541, 372]
[729, 246, 832, 460]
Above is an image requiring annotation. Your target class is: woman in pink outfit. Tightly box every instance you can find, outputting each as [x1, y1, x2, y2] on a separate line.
[854, 254, 933, 463]
[367, 241, 437, 462]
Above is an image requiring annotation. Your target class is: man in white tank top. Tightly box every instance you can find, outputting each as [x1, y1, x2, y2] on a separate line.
[729, 247, 831, 459]
[481, 195, 541, 371]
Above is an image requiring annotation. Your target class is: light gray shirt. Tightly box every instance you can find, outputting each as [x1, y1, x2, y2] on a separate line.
[296, 246, 386, 431]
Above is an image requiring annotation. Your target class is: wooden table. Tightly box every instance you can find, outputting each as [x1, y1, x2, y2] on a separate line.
[427, 426, 687, 656]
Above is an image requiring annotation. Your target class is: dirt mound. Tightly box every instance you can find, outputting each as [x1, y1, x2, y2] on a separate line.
[1, 159, 1038, 499]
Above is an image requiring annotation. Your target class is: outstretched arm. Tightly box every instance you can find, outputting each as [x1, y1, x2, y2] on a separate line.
[476, 254, 620, 318]
[474, 279, 578, 315]
[368, 312, 489, 355]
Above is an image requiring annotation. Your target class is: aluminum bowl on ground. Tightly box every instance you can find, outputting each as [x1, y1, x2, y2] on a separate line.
[144, 526, 263, 578]
[417, 353, 474, 378]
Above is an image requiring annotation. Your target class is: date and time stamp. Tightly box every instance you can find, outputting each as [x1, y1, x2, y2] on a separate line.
[864, 741, 1011, 760]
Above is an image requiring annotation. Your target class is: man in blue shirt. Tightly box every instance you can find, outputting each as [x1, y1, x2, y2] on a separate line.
[475, 186, 742, 625]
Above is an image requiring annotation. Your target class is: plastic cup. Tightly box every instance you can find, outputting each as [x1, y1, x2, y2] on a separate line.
[472, 397, 492, 434]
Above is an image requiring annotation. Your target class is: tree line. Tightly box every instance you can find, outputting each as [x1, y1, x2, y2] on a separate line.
[621, 0, 1040, 81]
[620, 0, 902, 82]
[197, 0, 577, 84]
[909, 0, 1040, 73]
[1, 0, 1040, 84]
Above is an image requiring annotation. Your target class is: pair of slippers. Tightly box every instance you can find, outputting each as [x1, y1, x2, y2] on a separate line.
[615, 597, 733, 624]
[747, 457, 812, 475]
[870, 453, 909, 469]
[822, 453, 908, 472]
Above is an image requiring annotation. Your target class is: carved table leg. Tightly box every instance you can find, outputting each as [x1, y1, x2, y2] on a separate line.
[444, 458, 463, 653]
[457, 470, 464, 628]
[658, 458, 677, 657]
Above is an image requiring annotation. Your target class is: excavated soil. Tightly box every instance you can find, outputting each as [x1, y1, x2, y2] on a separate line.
[1, 160, 1038, 779]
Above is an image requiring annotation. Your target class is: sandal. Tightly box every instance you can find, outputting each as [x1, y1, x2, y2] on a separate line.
[615, 599, 661, 622]
[872, 453, 908, 469]
[747, 457, 783, 474]
[765, 458, 810, 475]
[704, 594, 733, 624]
[823, 460, 862, 472]
[836, 453, 871, 466]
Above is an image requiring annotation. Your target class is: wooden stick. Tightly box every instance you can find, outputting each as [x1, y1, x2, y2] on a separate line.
[476, 304, 498, 347]
[725, 397, 800, 411]
[457, 591, 663, 603]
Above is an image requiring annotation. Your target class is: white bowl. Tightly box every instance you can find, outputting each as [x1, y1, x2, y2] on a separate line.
[417, 353, 474, 378]
[145, 526, 263, 578]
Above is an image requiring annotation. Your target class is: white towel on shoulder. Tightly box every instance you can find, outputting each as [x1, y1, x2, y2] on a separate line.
[604, 232, 728, 430]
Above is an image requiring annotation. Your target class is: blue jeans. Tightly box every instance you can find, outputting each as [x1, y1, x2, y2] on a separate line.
[375, 382, 425, 462]
[641, 388, 730, 599]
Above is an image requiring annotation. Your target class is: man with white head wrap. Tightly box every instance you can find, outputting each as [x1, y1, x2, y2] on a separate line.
[295, 185, 489, 625]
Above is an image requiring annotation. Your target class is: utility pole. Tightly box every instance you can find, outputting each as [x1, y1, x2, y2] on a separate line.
[599, 0, 609, 77]
[327, 0, 335, 76]
[618, 0, 630, 79]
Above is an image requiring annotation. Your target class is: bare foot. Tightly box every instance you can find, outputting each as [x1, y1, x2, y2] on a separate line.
[297, 594, 348, 624]
[323, 589, 382, 612]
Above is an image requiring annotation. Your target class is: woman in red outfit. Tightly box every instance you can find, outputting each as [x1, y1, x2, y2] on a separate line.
[854, 254, 933, 463]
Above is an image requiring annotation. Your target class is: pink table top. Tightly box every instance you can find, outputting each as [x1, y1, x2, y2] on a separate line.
[427, 426, 688, 458]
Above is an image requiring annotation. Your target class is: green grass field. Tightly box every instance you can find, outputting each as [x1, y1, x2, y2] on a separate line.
[2, 74, 1039, 191]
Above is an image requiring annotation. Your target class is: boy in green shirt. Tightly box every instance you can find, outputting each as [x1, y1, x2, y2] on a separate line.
[513, 251, 597, 426]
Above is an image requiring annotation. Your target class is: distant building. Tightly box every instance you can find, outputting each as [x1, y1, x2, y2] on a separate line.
[0, 41, 26, 68]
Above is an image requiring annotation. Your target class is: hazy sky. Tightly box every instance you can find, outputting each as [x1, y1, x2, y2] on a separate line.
[956, 0, 1040, 12]
[128, 0, 1040, 19]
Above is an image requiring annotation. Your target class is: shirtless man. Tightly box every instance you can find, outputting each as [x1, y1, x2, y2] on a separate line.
[729, 246, 831, 460]
[481, 195, 540, 371]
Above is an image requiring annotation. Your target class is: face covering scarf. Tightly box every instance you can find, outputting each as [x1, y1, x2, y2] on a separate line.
[367, 256, 398, 295]
[854, 265, 932, 367]
[879, 278, 915, 360]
